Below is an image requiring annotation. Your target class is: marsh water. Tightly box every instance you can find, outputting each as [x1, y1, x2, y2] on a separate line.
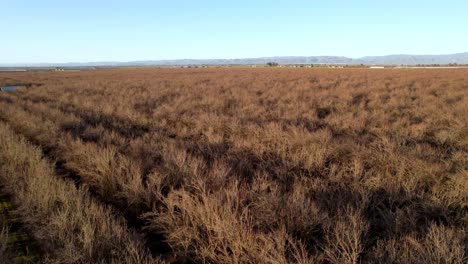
[1, 86, 18, 91]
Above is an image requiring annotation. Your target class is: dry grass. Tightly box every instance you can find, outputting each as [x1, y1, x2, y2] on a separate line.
[0, 221, 11, 263]
[0, 68, 466, 263]
[0, 123, 158, 263]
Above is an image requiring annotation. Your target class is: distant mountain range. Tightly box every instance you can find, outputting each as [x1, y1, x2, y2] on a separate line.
[2, 52, 468, 67]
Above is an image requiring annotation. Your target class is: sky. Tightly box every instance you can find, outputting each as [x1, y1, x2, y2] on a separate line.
[1, 0, 468, 63]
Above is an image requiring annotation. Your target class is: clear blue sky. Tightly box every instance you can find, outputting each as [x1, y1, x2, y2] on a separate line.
[2, 0, 467, 63]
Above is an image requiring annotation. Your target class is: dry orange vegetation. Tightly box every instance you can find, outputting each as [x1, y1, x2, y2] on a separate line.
[0, 68, 466, 263]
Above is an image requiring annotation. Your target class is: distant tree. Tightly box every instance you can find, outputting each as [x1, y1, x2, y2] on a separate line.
[266, 62, 279, 67]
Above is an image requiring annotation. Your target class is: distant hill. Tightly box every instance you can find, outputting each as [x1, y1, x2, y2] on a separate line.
[355, 52, 468, 65]
[2, 52, 468, 67]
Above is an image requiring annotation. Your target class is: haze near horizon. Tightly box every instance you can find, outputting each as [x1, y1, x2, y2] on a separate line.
[2, 0, 468, 63]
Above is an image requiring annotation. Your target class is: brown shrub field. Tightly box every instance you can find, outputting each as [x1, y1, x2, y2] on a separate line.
[0, 68, 466, 263]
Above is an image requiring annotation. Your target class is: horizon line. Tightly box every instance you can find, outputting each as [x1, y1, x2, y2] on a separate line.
[1, 51, 467, 66]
